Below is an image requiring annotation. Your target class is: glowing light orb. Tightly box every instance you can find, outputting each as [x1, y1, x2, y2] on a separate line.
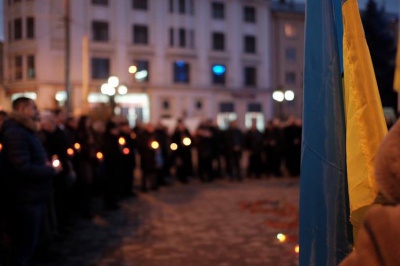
[74, 143, 81, 150]
[151, 141, 159, 149]
[123, 148, 130, 155]
[67, 148, 74, 156]
[277, 233, 286, 243]
[118, 137, 126, 146]
[182, 137, 191, 146]
[170, 143, 178, 151]
[96, 152, 104, 160]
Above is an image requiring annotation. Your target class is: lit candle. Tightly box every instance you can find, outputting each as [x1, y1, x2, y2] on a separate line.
[170, 143, 178, 151]
[151, 141, 159, 149]
[96, 152, 104, 161]
[118, 137, 126, 146]
[123, 147, 130, 155]
[74, 143, 81, 151]
[182, 137, 191, 146]
[67, 148, 74, 156]
[276, 233, 286, 243]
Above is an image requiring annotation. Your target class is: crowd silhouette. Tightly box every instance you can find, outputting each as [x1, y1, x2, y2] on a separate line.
[0, 97, 302, 265]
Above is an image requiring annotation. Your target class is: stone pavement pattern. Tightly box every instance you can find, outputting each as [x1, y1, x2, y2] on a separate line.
[34, 178, 299, 266]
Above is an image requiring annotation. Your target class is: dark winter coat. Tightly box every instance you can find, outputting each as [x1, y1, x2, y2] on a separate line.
[1, 112, 55, 204]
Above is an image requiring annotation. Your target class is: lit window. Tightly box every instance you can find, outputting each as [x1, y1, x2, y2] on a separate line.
[284, 23, 297, 38]
[132, 60, 149, 82]
[173, 61, 190, 83]
[212, 64, 226, 85]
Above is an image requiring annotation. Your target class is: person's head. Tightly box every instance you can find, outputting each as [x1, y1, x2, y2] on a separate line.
[40, 111, 57, 132]
[12, 97, 40, 122]
[54, 108, 67, 125]
[106, 120, 119, 136]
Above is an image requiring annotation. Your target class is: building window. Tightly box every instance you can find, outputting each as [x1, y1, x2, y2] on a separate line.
[8, 22, 12, 41]
[133, 25, 149, 44]
[285, 47, 296, 62]
[195, 100, 203, 110]
[244, 66, 256, 86]
[14, 18, 22, 40]
[132, 60, 149, 82]
[179, 28, 186, 47]
[179, 0, 186, 14]
[27, 55, 35, 79]
[244, 35, 256, 54]
[91, 58, 110, 79]
[212, 2, 224, 19]
[169, 0, 174, 13]
[169, 28, 174, 46]
[26, 17, 35, 39]
[219, 102, 234, 112]
[132, 0, 147, 10]
[162, 100, 170, 110]
[243, 6, 256, 23]
[92, 21, 109, 42]
[285, 71, 296, 84]
[248, 103, 261, 112]
[212, 32, 225, 51]
[189, 0, 194, 14]
[284, 23, 297, 38]
[189, 30, 195, 49]
[212, 64, 226, 85]
[15, 56, 23, 80]
[173, 61, 190, 83]
[92, 0, 108, 5]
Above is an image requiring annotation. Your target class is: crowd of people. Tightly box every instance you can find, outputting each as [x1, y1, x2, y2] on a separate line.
[0, 97, 302, 265]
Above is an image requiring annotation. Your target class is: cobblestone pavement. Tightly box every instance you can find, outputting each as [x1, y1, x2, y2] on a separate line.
[34, 178, 300, 266]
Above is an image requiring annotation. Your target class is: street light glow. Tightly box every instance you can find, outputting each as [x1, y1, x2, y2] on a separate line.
[108, 76, 119, 87]
[118, 85, 128, 95]
[128, 65, 137, 74]
[272, 91, 285, 102]
[135, 70, 148, 81]
[285, 90, 295, 101]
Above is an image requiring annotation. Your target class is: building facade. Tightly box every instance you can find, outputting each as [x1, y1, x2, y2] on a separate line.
[3, 0, 276, 130]
[270, 1, 304, 120]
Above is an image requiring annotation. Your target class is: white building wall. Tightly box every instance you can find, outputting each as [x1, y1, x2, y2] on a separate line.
[3, 0, 273, 130]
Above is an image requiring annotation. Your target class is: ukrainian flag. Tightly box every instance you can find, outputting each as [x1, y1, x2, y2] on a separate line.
[300, 0, 387, 265]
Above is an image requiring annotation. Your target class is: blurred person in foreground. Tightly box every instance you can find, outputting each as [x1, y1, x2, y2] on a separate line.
[0, 97, 61, 266]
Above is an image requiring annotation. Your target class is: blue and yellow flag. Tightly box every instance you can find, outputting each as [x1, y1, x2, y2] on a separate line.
[300, 0, 388, 265]
[342, 0, 387, 240]
[300, 0, 352, 265]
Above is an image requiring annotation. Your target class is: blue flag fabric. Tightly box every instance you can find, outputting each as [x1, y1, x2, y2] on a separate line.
[300, 0, 353, 265]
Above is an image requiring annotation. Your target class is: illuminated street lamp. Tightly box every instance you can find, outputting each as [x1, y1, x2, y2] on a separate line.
[272, 88, 295, 118]
[100, 76, 128, 114]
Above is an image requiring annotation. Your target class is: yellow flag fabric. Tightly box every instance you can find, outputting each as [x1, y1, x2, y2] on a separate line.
[394, 27, 400, 92]
[342, 0, 388, 217]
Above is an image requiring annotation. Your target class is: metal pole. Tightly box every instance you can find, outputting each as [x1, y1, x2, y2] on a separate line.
[64, 0, 72, 115]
